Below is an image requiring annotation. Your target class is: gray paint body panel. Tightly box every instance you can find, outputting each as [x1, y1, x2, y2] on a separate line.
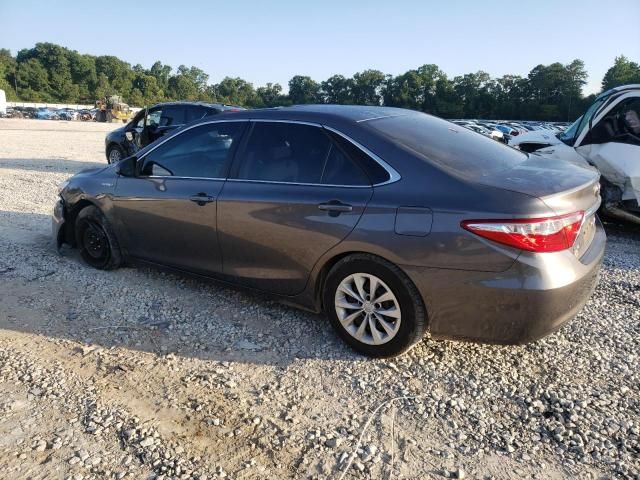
[56, 106, 606, 345]
[394, 207, 433, 237]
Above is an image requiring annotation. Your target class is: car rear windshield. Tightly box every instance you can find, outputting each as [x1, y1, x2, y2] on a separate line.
[366, 113, 527, 177]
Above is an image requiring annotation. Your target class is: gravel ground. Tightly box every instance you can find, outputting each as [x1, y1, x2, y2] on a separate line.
[0, 118, 638, 480]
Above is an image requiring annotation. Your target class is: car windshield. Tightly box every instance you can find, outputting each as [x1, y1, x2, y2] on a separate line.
[558, 97, 607, 146]
[557, 116, 581, 145]
[367, 113, 527, 178]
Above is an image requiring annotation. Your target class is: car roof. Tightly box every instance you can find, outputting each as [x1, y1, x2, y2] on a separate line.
[596, 84, 640, 100]
[148, 101, 245, 110]
[133, 105, 428, 159]
[208, 104, 418, 125]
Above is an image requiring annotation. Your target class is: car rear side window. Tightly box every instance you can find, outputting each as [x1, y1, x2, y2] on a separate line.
[325, 130, 389, 184]
[367, 113, 527, 177]
[236, 122, 331, 184]
[321, 144, 370, 186]
[140, 122, 245, 178]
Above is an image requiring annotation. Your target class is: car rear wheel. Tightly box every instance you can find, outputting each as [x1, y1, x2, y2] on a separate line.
[107, 145, 124, 164]
[75, 206, 122, 270]
[324, 254, 427, 357]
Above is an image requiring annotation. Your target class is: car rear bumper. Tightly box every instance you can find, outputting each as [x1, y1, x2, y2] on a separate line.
[403, 218, 606, 344]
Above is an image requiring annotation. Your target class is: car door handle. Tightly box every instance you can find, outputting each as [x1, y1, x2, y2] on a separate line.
[318, 201, 353, 215]
[189, 193, 216, 206]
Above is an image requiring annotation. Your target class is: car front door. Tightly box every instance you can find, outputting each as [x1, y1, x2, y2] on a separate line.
[122, 110, 146, 155]
[217, 121, 373, 295]
[112, 121, 247, 274]
[123, 106, 164, 152]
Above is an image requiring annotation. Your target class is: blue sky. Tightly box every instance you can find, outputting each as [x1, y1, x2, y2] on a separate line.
[1, 0, 639, 94]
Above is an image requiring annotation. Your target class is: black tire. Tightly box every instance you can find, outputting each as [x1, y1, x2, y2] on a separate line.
[75, 206, 122, 270]
[323, 254, 427, 358]
[107, 144, 124, 164]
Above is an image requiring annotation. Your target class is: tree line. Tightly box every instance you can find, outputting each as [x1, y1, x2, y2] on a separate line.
[1, 43, 639, 121]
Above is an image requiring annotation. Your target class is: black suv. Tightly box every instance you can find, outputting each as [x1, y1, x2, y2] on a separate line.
[105, 102, 244, 163]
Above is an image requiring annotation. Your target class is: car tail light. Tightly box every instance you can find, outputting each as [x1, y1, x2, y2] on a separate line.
[461, 212, 584, 253]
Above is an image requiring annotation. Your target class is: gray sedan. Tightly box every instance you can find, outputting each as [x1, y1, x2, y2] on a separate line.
[53, 105, 605, 357]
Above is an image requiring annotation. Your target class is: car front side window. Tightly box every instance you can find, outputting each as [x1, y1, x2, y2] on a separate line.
[140, 122, 245, 178]
[583, 98, 640, 147]
[137, 108, 162, 128]
[159, 106, 185, 127]
[130, 110, 145, 129]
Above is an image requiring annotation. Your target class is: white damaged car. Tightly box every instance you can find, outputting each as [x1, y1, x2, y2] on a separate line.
[514, 84, 640, 224]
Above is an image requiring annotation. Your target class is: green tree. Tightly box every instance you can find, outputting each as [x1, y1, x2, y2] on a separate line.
[492, 75, 527, 119]
[602, 55, 640, 91]
[255, 83, 284, 107]
[385, 64, 448, 113]
[132, 73, 164, 105]
[149, 61, 172, 90]
[95, 55, 133, 98]
[15, 58, 51, 101]
[351, 69, 386, 105]
[17, 43, 76, 101]
[68, 52, 97, 103]
[177, 65, 209, 91]
[0, 48, 18, 99]
[321, 74, 353, 104]
[214, 77, 258, 106]
[433, 76, 464, 118]
[0, 42, 616, 121]
[93, 73, 111, 101]
[167, 73, 200, 100]
[452, 71, 495, 118]
[288, 75, 320, 104]
[128, 88, 145, 107]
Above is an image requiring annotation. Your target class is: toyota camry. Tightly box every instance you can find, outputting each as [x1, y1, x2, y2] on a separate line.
[53, 105, 605, 357]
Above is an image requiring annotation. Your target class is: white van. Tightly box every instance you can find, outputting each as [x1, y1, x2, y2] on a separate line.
[0, 89, 6, 116]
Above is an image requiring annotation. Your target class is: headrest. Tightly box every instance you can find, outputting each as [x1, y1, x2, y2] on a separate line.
[624, 110, 640, 134]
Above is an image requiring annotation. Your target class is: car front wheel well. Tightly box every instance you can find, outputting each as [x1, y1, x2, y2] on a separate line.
[64, 199, 99, 246]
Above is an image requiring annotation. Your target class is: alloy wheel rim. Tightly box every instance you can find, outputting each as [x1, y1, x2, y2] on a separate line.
[334, 273, 401, 345]
[109, 149, 121, 163]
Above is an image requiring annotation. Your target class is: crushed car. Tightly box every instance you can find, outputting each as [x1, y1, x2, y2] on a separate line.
[104, 101, 244, 163]
[512, 84, 640, 224]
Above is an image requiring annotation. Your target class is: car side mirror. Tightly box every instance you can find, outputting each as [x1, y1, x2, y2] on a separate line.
[125, 131, 134, 142]
[116, 156, 137, 177]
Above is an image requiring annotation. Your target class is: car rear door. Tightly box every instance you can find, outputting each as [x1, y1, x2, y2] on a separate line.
[112, 121, 247, 274]
[217, 121, 373, 295]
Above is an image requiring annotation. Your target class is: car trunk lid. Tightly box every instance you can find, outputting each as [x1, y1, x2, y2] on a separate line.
[473, 155, 601, 258]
